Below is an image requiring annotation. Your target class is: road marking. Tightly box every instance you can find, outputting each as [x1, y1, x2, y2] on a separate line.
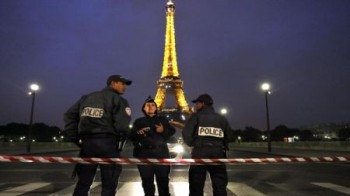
[228, 182, 266, 196]
[0, 182, 50, 196]
[311, 182, 350, 195]
[265, 182, 291, 191]
[170, 182, 188, 196]
[117, 182, 144, 195]
[48, 182, 100, 196]
[117, 181, 209, 196]
[12, 181, 350, 196]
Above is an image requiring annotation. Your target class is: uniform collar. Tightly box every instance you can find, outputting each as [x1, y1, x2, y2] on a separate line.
[103, 86, 120, 94]
[146, 114, 157, 118]
[198, 106, 214, 113]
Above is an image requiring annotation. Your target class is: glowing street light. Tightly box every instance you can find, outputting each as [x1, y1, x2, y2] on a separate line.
[27, 83, 40, 153]
[30, 84, 39, 91]
[261, 82, 271, 152]
[261, 83, 270, 92]
[220, 108, 228, 115]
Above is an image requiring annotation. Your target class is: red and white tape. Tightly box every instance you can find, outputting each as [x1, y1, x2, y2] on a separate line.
[0, 155, 349, 165]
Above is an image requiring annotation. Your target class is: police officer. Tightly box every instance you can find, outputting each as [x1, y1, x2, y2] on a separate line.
[129, 96, 176, 196]
[63, 74, 132, 196]
[182, 94, 234, 196]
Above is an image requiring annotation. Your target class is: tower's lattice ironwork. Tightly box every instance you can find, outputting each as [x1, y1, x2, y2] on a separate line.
[154, 0, 192, 119]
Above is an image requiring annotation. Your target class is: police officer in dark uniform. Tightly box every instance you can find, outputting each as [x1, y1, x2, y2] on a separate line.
[129, 96, 176, 196]
[182, 94, 234, 196]
[63, 74, 132, 196]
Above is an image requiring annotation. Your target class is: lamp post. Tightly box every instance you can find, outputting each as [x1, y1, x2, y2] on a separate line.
[261, 83, 271, 152]
[27, 83, 40, 153]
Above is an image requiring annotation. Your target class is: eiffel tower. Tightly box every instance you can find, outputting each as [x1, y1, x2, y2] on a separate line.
[154, 0, 192, 123]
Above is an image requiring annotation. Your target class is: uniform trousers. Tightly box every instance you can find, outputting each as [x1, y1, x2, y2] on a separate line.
[189, 146, 228, 196]
[73, 136, 122, 196]
[136, 146, 171, 196]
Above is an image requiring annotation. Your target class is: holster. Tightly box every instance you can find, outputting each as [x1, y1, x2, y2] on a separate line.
[117, 137, 126, 151]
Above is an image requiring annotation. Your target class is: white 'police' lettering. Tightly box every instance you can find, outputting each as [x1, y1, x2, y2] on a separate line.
[198, 126, 224, 138]
[81, 107, 104, 118]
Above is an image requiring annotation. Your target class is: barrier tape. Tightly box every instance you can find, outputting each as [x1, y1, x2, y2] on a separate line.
[0, 155, 349, 165]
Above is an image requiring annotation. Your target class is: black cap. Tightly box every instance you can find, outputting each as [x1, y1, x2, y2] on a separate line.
[144, 96, 155, 103]
[191, 94, 213, 105]
[106, 75, 132, 85]
[142, 96, 157, 115]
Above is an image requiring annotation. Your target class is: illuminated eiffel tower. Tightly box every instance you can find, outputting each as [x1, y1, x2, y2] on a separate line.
[154, 0, 192, 123]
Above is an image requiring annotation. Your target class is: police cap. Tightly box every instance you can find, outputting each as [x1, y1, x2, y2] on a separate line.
[106, 75, 132, 86]
[191, 94, 213, 105]
[142, 96, 157, 115]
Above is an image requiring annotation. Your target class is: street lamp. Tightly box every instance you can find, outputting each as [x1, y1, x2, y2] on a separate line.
[27, 83, 40, 153]
[220, 108, 228, 115]
[261, 83, 271, 152]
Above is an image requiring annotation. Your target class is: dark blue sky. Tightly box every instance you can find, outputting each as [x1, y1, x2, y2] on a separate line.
[1, 0, 349, 130]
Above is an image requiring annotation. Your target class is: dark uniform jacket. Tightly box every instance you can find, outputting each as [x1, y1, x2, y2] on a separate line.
[129, 115, 175, 147]
[63, 87, 131, 140]
[182, 106, 234, 149]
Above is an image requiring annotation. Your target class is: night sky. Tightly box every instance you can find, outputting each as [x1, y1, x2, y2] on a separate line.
[1, 0, 349, 130]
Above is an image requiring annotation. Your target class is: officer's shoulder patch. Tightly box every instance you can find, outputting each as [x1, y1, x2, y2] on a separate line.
[125, 107, 131, 116]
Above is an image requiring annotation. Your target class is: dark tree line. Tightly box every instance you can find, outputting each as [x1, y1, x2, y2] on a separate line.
[339, 127, 350, 140]
[233, 125, 333, 142]
[0, 123, 61, 142]
[1, 122, 349, 143]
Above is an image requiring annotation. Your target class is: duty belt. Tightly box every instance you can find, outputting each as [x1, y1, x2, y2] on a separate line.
[193, 139, 224, 148]
[81, 133, 119, 139]
[139, 144, 167, 149]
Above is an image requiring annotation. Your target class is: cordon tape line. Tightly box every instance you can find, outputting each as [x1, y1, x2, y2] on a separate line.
[0, 155, 349, 165]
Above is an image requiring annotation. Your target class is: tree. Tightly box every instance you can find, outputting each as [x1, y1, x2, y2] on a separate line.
[299, 129, 313, 141]
[1, 123, 28, 141]
[32, 123, 61, 142]
[0, 122, 62, 142]
[272, 125, 300, 141]
[338, 128, 350, 141]
[242, 126, 263, 142]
